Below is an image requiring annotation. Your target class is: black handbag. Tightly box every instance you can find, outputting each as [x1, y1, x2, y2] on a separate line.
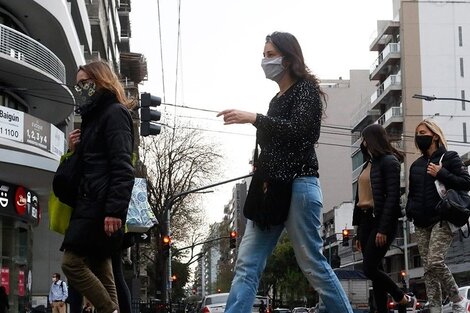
[435, 189, 470, 228]
[243, 139, 293, 229]
[52, 144, 83, 208]
[434, 152, 470, 236]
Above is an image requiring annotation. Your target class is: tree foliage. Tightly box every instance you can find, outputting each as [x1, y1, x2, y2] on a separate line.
[137, 122, 222, 297]
[259, 233, 318, 307]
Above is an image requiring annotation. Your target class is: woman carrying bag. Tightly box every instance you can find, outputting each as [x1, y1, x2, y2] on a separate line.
[406, 119, 470, 313]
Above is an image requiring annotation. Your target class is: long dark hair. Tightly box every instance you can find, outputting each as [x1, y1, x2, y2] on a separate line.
[361, 124, 404, 162]
[266, 31, 327, 104]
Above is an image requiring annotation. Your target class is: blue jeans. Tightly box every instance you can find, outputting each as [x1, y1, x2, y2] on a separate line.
[225, 176, 353, 313]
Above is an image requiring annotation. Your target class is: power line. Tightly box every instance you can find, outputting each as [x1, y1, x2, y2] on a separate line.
[156, 0, 166, 103]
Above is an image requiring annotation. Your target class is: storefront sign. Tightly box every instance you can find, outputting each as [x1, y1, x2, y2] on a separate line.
[18, 270, 25, 296]
[1, 268, 9, 295]
[0, 106, 64, 156]
[0, 181, 40, 225]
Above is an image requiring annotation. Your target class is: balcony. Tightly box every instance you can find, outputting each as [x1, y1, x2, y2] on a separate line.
[370, 20, 400, 51]
[351, 97, 380, 132]
[370, 74, 402, 110]
[370, 42, 401, 80]
[375, 106, 403, 129]
[0, 24, 65, 83]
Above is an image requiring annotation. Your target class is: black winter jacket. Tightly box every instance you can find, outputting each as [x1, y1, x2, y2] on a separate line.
[352, 154, 402, 235]
[406, 147, 470, 227]
[62, 91, 135, 257]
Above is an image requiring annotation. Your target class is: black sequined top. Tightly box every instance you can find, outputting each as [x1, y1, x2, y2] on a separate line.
[253, 78, 322, 182]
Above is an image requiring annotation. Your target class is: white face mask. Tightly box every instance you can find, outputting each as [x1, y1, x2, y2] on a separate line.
[261, 56, 285, 82]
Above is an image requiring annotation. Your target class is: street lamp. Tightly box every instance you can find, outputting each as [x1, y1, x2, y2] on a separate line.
[413, 94, 470, 103]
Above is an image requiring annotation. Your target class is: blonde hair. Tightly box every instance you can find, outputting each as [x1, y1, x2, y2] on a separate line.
[415, 118, 448, 149]
[78, 60, 134, 109]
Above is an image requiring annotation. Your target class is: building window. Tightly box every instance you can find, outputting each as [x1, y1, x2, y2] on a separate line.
[462, 90, 466, 111]
[459, 26, 463, 47]
[0, 92, 28, 112]
[464, 122, 467, 143]
[460, 58, 465, 77]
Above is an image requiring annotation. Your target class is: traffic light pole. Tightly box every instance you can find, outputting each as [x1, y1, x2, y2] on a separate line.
[162, 173, 252, 307]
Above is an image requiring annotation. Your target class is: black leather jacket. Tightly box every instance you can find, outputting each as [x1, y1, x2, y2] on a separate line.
[406, 147, 470, 227]
[352, 154, 402, 235]
[62, 91, 134, 256]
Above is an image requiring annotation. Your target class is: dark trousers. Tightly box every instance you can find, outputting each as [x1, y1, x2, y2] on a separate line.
[112, 251, 132, 313]
[359, 213, 403, 313]
[66, 251, 132, 313]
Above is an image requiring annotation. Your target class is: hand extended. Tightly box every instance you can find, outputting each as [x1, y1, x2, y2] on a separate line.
[217, 109, 257, 125]
[104, 216, 122, 236]
[68, 129, 81, 152]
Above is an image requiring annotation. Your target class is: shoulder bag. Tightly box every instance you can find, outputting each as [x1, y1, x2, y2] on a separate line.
[52, 146, 83, 208]
[243, 138, 293, 229]
[434, 153, 470, 236]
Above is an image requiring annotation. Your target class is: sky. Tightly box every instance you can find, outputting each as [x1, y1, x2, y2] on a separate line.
[129, 0, 394, 226]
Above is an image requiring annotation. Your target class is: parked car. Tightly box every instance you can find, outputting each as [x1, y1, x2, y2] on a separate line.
[199, 293, 229, 313]
[272, 308, 291, 313]
[442, 286, 470, 313]
[292, 308, 309, 313]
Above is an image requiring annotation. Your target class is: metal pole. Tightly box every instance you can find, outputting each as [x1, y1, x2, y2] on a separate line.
[403, 217, 410, 290]
[163, 174, 252, 306]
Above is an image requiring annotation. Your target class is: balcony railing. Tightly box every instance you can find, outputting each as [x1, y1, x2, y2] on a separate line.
[376, 106, 403, 126]
[370, 74, 401, 104]
[370, 42, 400, 73]
[0, 24, 66, 83]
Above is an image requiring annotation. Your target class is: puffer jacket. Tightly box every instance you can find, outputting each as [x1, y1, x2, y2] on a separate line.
[62, 91, 135, 257]
[352, 154, 402, 236]
[406, 146, 470, 227]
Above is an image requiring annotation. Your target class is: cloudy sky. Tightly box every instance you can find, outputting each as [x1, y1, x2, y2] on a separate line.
[130, 0, 394, 225]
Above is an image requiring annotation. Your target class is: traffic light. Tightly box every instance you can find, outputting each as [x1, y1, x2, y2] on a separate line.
[140, 92, 161, 136]
[171, 274, 177, 281]
[162, 235, 171, 257]
[342, 229, 350, 246]
[229, 231, 237, 249]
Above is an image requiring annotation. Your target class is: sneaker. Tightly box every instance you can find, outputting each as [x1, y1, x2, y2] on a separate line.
[452, 298, 467, 313]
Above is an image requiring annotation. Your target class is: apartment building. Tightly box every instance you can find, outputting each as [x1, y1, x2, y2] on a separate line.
[349, 0, 470, 298]
[0, 0, 146, 309]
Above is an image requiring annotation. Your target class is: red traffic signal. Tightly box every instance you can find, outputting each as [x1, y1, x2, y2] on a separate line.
[229, 231, 237, 249]
[342, 229, 350, 246]
[163, 235, 171, 244]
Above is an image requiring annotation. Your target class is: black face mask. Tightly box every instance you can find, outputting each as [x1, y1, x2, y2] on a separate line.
[415, 135, 433, 152]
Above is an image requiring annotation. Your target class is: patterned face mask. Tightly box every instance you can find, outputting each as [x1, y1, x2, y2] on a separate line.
[73, 80, 97, 114]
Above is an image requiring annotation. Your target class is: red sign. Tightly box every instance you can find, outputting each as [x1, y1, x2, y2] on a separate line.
[15, 186, 26, 215]
[18, 270, 24, 296]
[1, 268, 9, 295]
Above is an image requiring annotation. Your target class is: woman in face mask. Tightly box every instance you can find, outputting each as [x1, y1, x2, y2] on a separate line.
[60, 60, 135, 313]
[352, 124, 411, 313]
[406, 119, 470, 313]
[217, 32, 353, 313]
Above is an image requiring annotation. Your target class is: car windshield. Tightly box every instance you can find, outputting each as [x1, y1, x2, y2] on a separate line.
[206, 294, 228, 305]
[253, 297, 267, 307]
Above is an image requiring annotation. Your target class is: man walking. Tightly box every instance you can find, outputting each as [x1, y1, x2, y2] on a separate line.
[49, 273, 68, 313]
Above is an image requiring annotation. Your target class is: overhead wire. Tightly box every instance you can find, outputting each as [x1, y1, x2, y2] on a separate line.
[156, 0, 167, 103]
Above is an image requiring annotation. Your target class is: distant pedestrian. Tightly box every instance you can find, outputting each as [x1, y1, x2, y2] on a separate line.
[259, 300, 266, 313]
[60, 60, 135, 313]
[217, 31, 353, 313]
[352, 124, 412, 313]
[48, 273, 68, 313]
[406, 119, 470, 313]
